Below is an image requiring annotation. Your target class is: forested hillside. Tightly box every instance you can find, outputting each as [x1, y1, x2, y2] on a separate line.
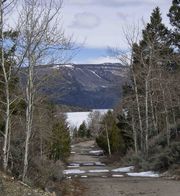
[30, 63, 128, 109]
[94, 2, 180, 174]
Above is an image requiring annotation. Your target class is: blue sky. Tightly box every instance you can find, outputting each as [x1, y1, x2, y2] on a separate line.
[61, 0, 172, 64]
[7, 0, 172, 64]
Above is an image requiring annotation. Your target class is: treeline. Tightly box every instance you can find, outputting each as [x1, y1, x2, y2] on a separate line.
[124, 4, 180, 155]
[94, 1, 180, 171]
[121, 1, 180, 164]
[0, 0, 72, 185]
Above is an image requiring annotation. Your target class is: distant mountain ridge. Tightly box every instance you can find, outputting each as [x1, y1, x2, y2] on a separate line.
[36, 63, 129, 109]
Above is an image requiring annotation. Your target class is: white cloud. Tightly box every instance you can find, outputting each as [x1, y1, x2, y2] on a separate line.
[87, 56, 120, 64]
[68, 0, 93, 6]
[63, 0, 172, 49]
[69, 12, 101, 29]
[117, 12, 129, 21]
[68, 0, 154, 7]
[6, 0, 172, 63]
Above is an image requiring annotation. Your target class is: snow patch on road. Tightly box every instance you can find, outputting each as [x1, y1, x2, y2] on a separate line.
[112, 166, 134, 173]
[127, 171, 159, 177]
[88, 169, 109, 173]
[63, 169, 85, 174]
[67, 165, 80, 168]
[68, 163, 80, 167]
[95, 162, 105, 166]
[89, 150, 104, 155]
[82, 162, 94, 166]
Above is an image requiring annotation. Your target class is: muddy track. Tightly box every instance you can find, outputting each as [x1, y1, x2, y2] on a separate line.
[64, 140, 180, 196]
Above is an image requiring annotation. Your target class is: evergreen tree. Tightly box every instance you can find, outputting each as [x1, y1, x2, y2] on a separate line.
[132, 7, 172, 100]
[78, 121, 87, 138]
[139, 7, 172, 70]
[73, 127, 78, 138]
[116, 114, 134, 151]
[0, 30, 18, 98]
[168, 0, 180, 50]
[129, 7, 174, 153]
[0, 29, 19, 170]
[49, 118, 71, 161]
[96, 111, 125, 154]
[86, 128, 92, 138]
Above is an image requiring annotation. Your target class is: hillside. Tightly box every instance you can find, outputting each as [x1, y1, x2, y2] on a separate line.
[35, 63, 129, 109]
[0, 171, 50, 196]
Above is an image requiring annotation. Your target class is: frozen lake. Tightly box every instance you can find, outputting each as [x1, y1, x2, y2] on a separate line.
[66, 109, 111, 128]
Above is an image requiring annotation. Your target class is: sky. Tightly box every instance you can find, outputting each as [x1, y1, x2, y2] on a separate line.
[61, 0, 172, 64]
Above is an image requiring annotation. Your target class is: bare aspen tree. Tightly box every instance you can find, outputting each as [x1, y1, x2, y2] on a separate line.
[113, 8, 179, 158]
[149, 91, 158, 134]
[131, 111, 138, 154]
[17, 0, 73, 181]
[159, 71, 170, 146]
[88, 111, 102, 137]
[105, 122, 111, 157]
[118, 25, 144, 152]
[0, 0, 16, 171]
[0, 0, 9, 171]
[131, 61, 144, 151]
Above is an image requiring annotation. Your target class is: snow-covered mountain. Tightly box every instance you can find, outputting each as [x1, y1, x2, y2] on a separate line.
[37, 63, 129, 109]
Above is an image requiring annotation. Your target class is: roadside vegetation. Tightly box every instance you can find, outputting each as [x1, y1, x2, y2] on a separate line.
[91, 1, 180, 174]
[0, 0, 73, 194]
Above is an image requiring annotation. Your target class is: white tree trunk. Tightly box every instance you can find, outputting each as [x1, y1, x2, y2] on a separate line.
[150, 92, 158, 134]
[23, 55, 34, 181]
[159, 72, 170, 146]
[132, 71, 143, 151]
[132, 113, 138, 154]
[0, 0, 11, 171]
[105, 123, 111, 157]
[145, 77, 149, 154]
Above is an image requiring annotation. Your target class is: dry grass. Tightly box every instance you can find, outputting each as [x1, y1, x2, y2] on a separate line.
[0, 170, 51, 196]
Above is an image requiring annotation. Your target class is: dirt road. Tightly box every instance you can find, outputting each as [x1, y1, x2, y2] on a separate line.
[65, 140, 180, 196]
[81, 177, 180, 196]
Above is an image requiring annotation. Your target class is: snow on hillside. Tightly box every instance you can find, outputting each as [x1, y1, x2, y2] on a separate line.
[66, 109, 111, 129]
[52, 64, 74, 69]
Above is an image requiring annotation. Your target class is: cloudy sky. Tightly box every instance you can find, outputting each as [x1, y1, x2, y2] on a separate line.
[61, 0, 172, 64]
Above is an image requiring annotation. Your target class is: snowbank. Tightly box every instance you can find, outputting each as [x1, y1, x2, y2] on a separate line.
[68, 163, 80, 167]
[63, 169, 85, 175]
[88, 169, 109, 173]
[82, 162, 94, 166]
[95, 162, 105, 166]
[112, 166, 134, 173]
[127, 171, 159, 177]
[112, 174, 124, 177]
[89, 150, 104, 156]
